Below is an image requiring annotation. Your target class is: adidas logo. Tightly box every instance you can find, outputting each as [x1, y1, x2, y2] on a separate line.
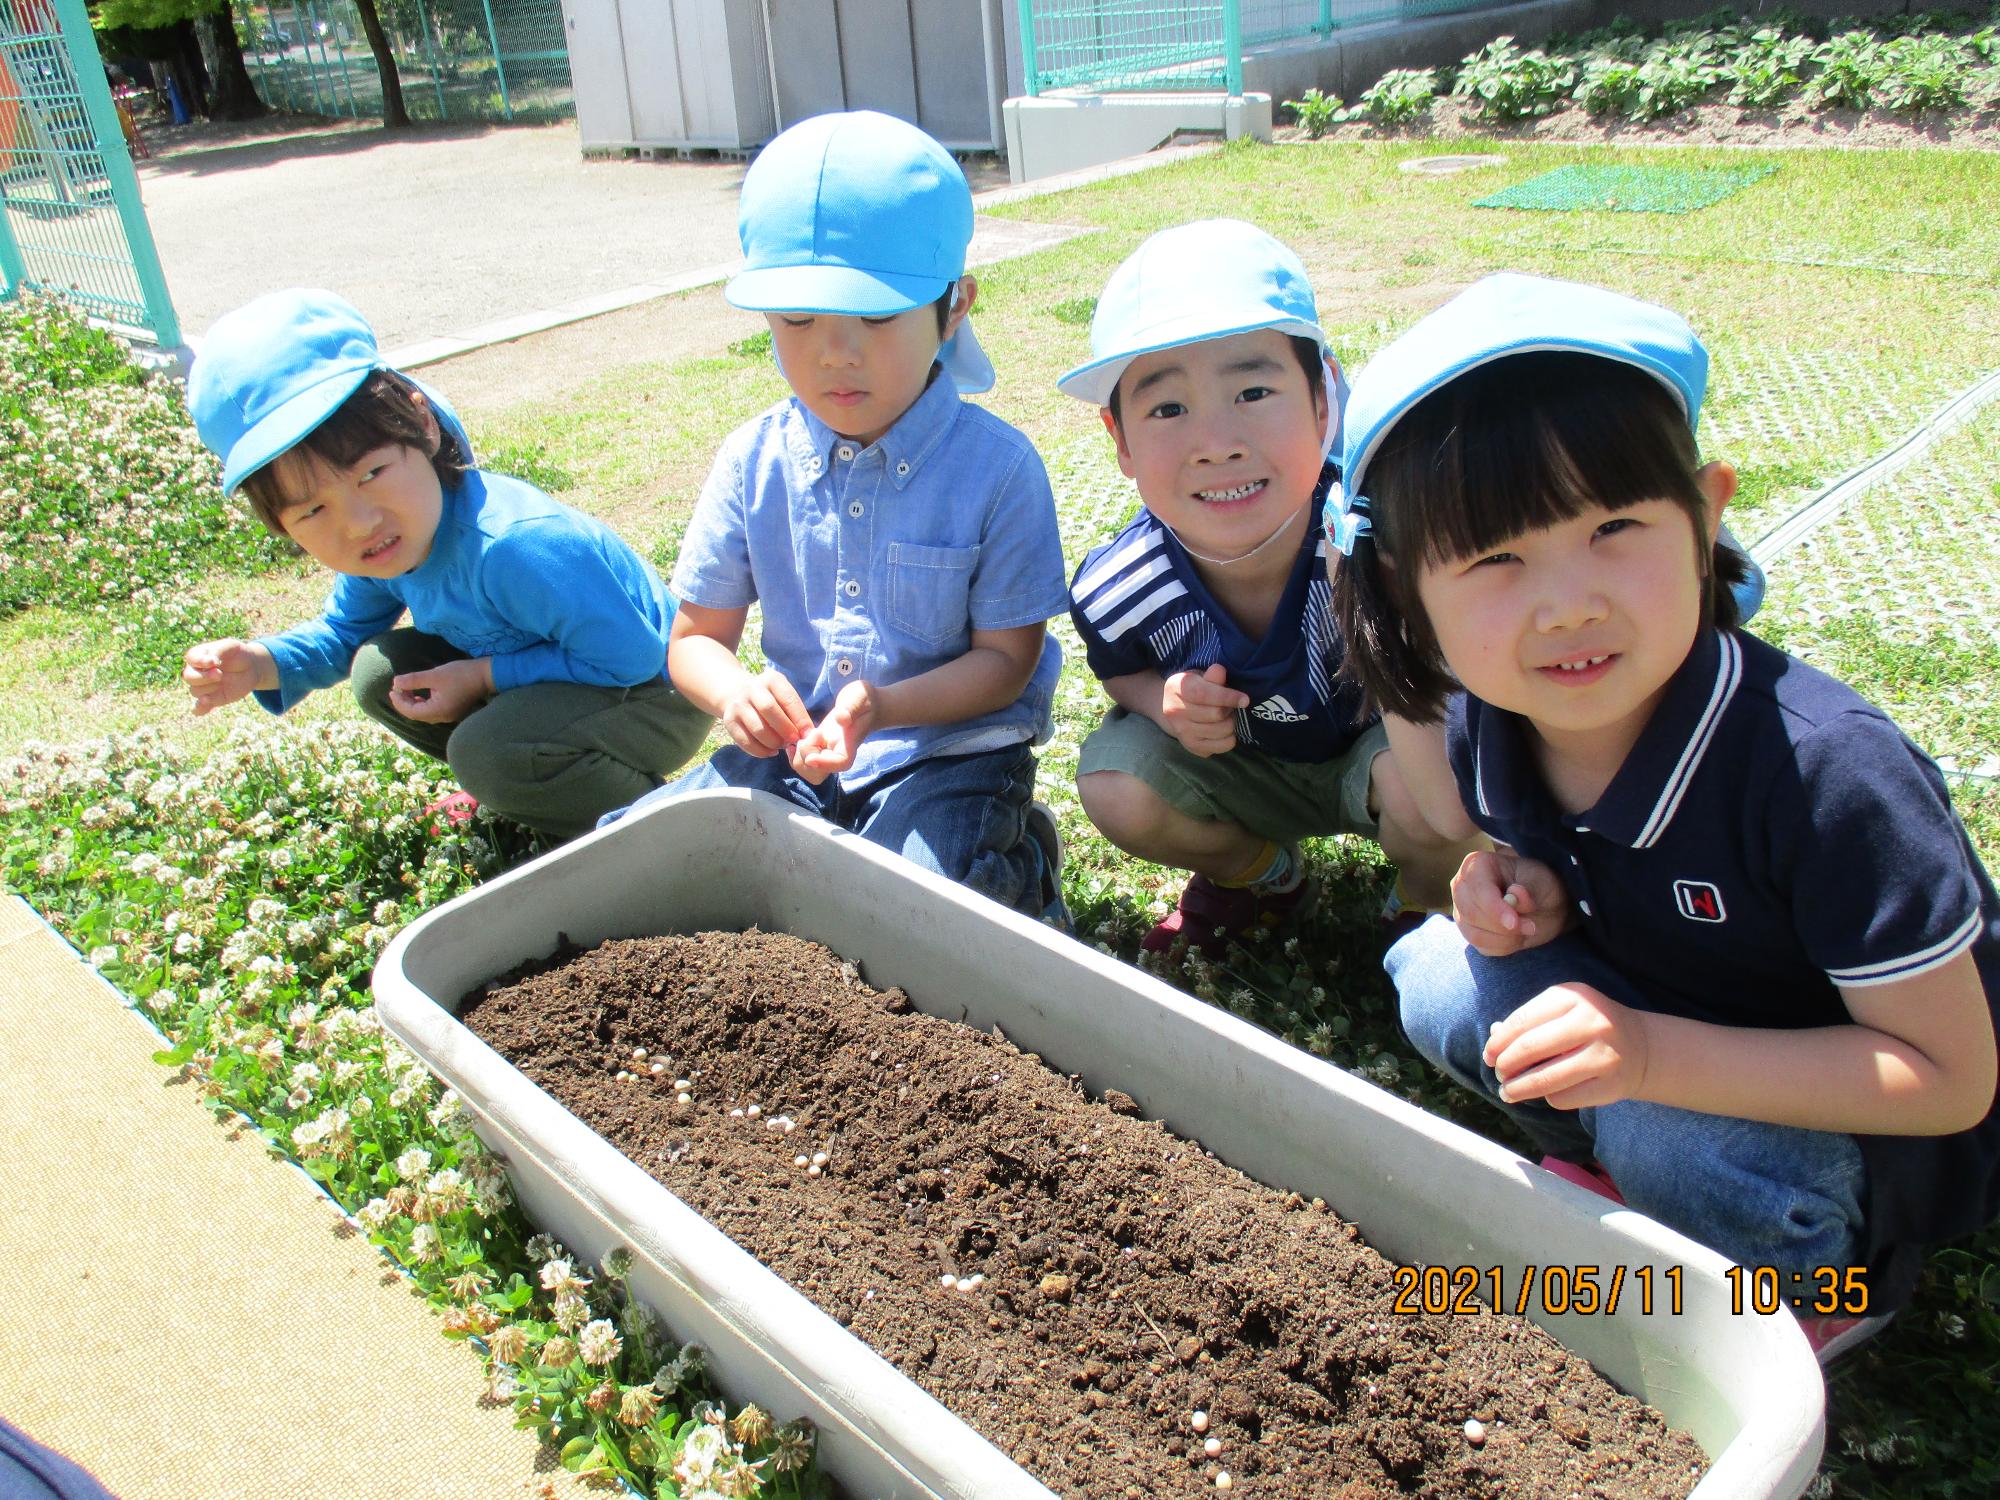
[1250, 694, 1310, 724]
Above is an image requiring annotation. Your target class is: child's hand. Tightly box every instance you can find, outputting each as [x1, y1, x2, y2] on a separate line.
[1452, 849, 1569, 956]
[390, 658, 493, 724]
[1483, 982, 1651, 1111]
[789, 681, 876, 785]
[718, 669, 814, 758]
[1160, 664, 1249, 757]
[182, 638, 274, 716]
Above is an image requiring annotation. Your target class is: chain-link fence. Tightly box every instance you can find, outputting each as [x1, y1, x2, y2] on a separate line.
[1, 0, 179, 344]
[1018, 0, 1495, 94]
[234, 0, 572, 124]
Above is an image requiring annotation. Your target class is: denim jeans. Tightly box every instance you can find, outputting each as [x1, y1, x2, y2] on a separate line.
[607, 742, 1048, 918]
[1387, 916, 1867, 1273]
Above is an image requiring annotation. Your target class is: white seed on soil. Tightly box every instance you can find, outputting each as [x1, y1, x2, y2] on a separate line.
[954, 1275, 983, 1292]
[746, 1104, 762, 1118]
[674, 1078, 693, 1091]
[1214, 1474, 1231, 1491]
[729, 1108, 745, 1118]
[1190, 1410, 1209, 1433]
[676, 1091, 692, 1104]
[1464, 1419, 1487, 1446]
[631, 1048, 648, 1060]
[1203, 1437, 1222, 1458]
[811, 1152, 829, 1167]
[649, 1062, 666, 1076]
[794, 1155, 810, 1168]
[940, 1274, 957, 1288]
[615, 1070, 632, 1082]
[807, 1164, 822, 1177]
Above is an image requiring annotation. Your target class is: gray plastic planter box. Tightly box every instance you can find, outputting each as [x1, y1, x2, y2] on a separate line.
[375, 789, 1823, 1500]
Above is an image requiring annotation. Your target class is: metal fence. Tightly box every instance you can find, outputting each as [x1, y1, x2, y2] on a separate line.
[1018, 0, 1491, 94]
[234, 0, 573, 124]
[0, 0, 179, 345]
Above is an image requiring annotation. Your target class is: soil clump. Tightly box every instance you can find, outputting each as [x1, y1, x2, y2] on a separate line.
[463, 929, 1709, 1499]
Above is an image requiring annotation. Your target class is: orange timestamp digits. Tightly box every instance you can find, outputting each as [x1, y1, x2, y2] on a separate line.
[1390, 1264, 1684, 1318]
[1724, 1264, 1871, 1317]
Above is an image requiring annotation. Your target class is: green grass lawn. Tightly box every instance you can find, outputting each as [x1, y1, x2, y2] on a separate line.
[6, 136, 1999, 1498]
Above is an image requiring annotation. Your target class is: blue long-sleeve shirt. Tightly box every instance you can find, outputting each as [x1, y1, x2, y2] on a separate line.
[253, 469, 676, 713]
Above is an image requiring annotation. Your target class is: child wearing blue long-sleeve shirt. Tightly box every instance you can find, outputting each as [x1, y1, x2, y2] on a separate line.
[182, 289, 712, 839]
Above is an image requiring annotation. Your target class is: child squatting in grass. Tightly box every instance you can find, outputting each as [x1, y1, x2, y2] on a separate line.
[605, 112, 1070, 923]
[1062, 219, 1483, 955]
[181, 289, 712, 840]
[1327, 272, 2000, 1360]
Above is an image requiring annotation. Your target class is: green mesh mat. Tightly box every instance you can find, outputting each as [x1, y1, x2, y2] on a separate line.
[1474, 163, 1778, 215]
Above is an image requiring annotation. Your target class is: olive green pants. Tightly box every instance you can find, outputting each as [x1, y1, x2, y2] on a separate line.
[350, 629, 712, 840]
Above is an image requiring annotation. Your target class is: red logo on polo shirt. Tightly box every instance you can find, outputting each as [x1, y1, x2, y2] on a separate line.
[1672, 879, 1727, 923]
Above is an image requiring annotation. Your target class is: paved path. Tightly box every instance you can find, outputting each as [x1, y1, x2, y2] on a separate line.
[135, 118, 1016, 354]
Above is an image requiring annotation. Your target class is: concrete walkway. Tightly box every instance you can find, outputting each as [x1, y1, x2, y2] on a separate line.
[0, 895, 589, 1500]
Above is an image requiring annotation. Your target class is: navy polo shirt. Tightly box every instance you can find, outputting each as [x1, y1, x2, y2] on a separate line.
[1068, 464, 1374, 763]
[1447, 627, 2000, 1297]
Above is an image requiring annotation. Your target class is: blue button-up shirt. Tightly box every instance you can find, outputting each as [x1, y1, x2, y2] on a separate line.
[672, 370, 1068, 789]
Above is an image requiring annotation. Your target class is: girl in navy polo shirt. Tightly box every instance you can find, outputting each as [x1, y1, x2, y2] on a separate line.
[1325, 273, 2000, 1362]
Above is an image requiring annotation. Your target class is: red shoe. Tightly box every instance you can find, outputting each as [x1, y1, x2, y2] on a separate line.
[1538, 1155, 1625, 1204]
[1800, 1311, 1893, 1366]
[424, 790, 480, 831]
[1140, 873, 1309, 955]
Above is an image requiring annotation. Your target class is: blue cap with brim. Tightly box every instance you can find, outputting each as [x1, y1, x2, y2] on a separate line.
[1057, 219, 1331, 409]
[1329, 272, 1708, 555]
[190, 289, 381, 495]
[727, 110, 993, 393]
[190, 288, 474, 494]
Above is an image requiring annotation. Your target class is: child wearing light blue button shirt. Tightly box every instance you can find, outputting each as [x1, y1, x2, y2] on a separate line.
[609, 111, 1070, 922]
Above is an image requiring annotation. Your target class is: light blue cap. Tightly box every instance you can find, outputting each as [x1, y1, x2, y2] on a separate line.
[189, 288, 473, 495]
[728, 110, 992, 393]
[190, 288, 379, 494]
[1329, 272, 1708, 555]
[1057, 218, 1330, 408]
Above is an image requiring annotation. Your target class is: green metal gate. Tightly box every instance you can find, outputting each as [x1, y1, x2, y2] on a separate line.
[0, 0, 179, 346]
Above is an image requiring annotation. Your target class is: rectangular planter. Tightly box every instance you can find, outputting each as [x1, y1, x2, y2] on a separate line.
[375, 789, 1824, 1500]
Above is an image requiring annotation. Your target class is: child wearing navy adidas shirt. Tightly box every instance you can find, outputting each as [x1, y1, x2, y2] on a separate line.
[1326, 273, 2000, 1360]
[1062, 220, 1482, 955]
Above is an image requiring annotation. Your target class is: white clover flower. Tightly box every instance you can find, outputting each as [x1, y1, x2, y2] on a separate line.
[87, 945, 117, 969]
[525, 1233, 562, 1264]
[679, 1422, 727, 1475]
[248, 898, 285, 924]
[394, 1147, 433, 1182]
[423, 1168, 470, 1216]
[172, 931, 200, 956]
[356, 1197, 393, 1230]
[552, 1290, 590, 1332]
[372, 899, 400, 925]
[144, 988, 176, 1014]
[426, 1091, 471, 1137]
[285, 1087, 310, 1110]
[577, 1319, 622, 1367]
[619, 1301, 655, 1343]
[539, 1258, 590, 1297]
[408, 1224, 444, 1262]
[287, 1060, 322, 1092]
[333, 1059, 363, 1087]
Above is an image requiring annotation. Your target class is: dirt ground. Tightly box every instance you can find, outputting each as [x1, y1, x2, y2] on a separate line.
[465, 929, 1708, 1500]
[1288, 98, 2000, 152]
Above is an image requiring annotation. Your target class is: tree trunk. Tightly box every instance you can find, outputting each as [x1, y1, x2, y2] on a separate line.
[194, 6, 266, 122]
[352, 0, 409, 127]
[171, 17, 212, 118]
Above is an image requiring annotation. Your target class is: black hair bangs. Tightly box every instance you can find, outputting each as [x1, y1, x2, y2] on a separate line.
[1368, 352, 1704, 574]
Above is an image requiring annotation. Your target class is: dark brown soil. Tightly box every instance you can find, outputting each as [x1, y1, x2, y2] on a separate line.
[462, 930, 1708, 1499]
[1282, 97, 2000, 152]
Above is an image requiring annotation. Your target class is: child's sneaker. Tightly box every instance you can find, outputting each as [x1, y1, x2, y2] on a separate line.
[1799, 1310, 1894, 1367]
[1537, 1155, 1625, 1204]
[424, 790, 480, 831]
[1023, 800, 1071, 930]
[1141, 873, 1310, 955]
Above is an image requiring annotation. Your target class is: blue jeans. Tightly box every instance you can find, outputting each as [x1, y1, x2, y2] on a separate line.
[608, 742, 1048, 917]
[1387, 916, 1867, 1274]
